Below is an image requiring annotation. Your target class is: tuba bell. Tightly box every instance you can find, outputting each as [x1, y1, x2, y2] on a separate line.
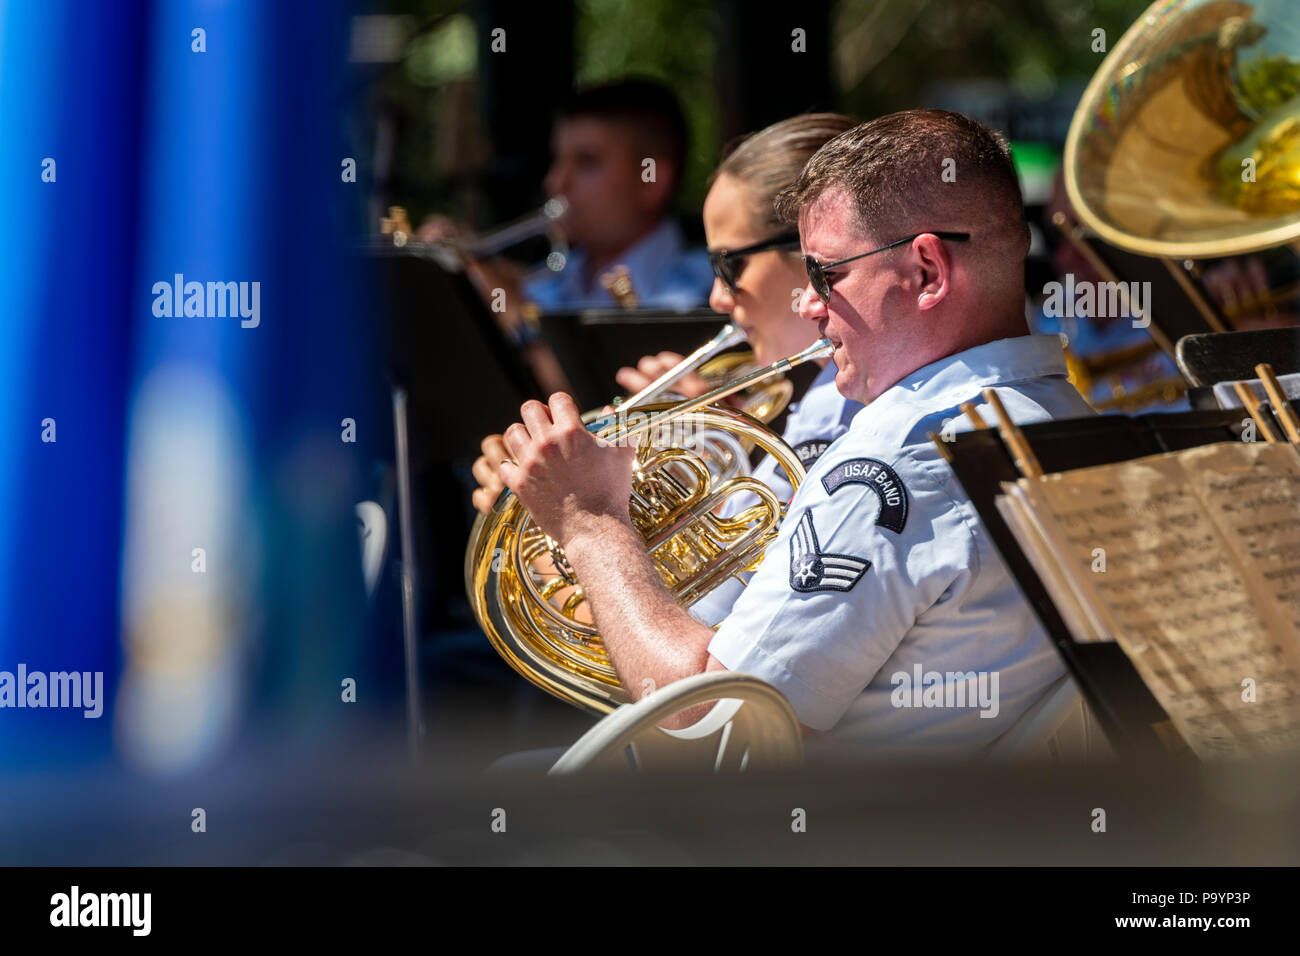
[1063, 0, 1300, 260]
[466, 339, 832, 714]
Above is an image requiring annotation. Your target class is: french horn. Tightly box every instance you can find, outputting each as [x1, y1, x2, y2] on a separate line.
[599, 321, 794, 425]
[583, 322, 796, 484]
[466, 339, 832, 714]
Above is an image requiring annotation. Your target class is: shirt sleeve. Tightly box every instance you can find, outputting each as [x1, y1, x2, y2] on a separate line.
[707, 448, 976, 730]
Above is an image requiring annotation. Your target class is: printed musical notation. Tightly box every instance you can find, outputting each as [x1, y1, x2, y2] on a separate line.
[1008, 442, 1300, 760]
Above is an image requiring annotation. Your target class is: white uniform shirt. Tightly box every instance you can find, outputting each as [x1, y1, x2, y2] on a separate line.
[707, 334, 1096, 758]
[522, 218, 714, 311]
[751, 359, 863, 504]
[688, 360, 862, 626]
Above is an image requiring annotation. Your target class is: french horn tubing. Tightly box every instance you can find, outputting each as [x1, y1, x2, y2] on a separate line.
[466, 338, 832, 714]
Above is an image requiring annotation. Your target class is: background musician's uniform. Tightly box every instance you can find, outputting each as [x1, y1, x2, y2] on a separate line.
[688, 360, 863, 627]
[707, 334, 1097, 757]
[523, 218, 714, 311]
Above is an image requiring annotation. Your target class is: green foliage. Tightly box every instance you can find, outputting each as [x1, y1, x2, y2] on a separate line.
[574, 0, 720, 213]
[379, 0, 1157, 225]
[833, 0, 1147, 118]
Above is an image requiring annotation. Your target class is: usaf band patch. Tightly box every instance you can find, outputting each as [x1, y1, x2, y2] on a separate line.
[789, 510, 870, 593]
[821, 457, 908, 534]
[793, 438, 832, 468]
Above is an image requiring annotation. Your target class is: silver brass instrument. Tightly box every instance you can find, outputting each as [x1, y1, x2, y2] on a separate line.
[466, 338, 832, 714]
[381, 196, 570, 272]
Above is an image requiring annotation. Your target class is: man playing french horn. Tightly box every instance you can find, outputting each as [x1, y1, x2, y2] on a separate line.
[497, 110, 1096, 757]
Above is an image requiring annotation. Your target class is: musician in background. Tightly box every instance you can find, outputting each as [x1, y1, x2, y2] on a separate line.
[471, 113, 865, 517]
[496, 111, 1096, 759]
[421, 78, 713, 316]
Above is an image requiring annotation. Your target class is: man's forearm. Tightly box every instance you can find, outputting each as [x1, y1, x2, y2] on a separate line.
[563, 513, 715, 701]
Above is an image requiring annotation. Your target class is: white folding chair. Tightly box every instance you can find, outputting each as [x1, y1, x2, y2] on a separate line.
[547, 671, 804, 775]
[355, 501, 388, 601]
[985, 674, 1113, 763]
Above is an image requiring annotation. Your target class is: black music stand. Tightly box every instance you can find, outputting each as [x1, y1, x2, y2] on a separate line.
[941, 407, 1284, 757]
[539, 308, 730, 410]
[365, 248, 545, 645]
[370, 249, 542, 461]
[1175, 327, 1300, 387]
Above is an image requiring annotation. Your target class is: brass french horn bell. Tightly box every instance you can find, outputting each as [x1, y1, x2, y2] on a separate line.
[465, 339, 832, 715]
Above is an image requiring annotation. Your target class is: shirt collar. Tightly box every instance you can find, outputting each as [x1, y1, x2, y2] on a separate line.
[555, 218, 686, 302]
[867, 333, 1069, 416]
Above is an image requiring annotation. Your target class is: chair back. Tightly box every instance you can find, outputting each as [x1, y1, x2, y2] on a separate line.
[547, 671, 803, 775]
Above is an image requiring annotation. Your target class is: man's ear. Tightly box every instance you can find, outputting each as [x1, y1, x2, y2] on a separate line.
[914, 234, 952, 312]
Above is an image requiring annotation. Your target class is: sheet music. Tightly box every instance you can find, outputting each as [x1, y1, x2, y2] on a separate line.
[995, 491, 1104, 643]
[1010, 442, 1300, 759]
[1181, 442, 1300, 664]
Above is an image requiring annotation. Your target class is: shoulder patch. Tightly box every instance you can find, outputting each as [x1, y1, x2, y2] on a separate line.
[793, 437, 832, 468]
[788, 510, 871, 593]
[820, 457, 908, 534]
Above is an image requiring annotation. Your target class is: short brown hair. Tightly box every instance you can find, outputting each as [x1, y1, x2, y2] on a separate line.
[710, 113, 858, 232]
[558, 77, 689, 197]
[774, 109, 1028, 252]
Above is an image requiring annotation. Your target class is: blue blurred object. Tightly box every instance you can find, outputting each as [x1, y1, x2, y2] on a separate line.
[0, 0, 394, 773]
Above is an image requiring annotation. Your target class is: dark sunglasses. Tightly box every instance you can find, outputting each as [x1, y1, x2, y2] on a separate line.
[803, 231, 971, 303]
[708, 231, 801, 294]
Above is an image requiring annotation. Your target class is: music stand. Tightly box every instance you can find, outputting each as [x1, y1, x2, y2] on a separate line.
[365, 249, 547, 733]
[1176, 327, 1300, 387]
[369, 248, 542, 462]
[939, 407, 1264, 756]
[538, 308, 730, 410]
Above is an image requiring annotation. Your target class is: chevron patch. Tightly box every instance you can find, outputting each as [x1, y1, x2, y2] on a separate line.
[788, 510, 871, 593]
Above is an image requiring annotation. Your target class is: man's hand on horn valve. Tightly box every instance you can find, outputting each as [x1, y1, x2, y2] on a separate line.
[498, 393, 637, 547]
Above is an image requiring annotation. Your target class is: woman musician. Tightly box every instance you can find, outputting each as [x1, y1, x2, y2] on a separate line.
[471, 112, 865, 537]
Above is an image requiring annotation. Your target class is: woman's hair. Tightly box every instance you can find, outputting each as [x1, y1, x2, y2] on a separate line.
[710, 112, 859, 232]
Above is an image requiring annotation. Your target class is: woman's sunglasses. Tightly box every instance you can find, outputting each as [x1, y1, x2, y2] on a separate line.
[803, 231, 971, 303]
[708, 231, 802, 294]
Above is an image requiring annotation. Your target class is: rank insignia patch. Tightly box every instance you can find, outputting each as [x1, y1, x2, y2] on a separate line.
[820, 457, 908, 533]
[788, 510, 871, 593]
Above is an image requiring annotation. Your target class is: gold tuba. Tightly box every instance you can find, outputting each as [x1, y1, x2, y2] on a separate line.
[1055, 0, 1300, 410]
[465, 339, 831, 714]
[1064, 0, 1300, 259]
